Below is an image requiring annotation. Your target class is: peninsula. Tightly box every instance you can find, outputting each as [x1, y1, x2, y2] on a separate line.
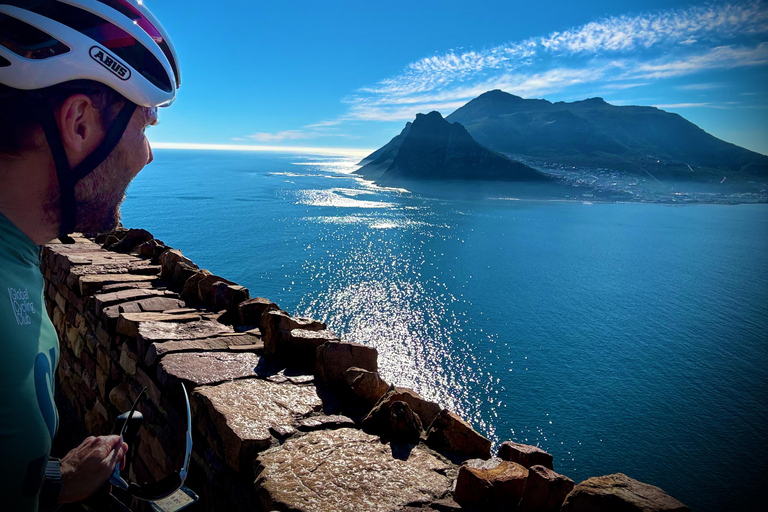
[355, 111, 548, 184]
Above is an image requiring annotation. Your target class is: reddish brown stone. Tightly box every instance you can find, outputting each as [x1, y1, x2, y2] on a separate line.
[194, 379, 322, 471]
[498, 441, 554, 470]
[145, 333, 262, 366]
[455, 458, 529, 509]
[518, 465, 575, 512]
[137, 238, 167, 260]
[78, 273, 158, 296]
[255, 429, 453, 512]
[172, 262, 200, 289]
[297, 415, 355, 432]
[159, 249, 196, 283]
[136, 319, 233, 344]
[273, 328, 339, 369]
[108, 228, 154, 253]
[426, 410, 492, 462]
[137, 296, 186, 312]
[197, 274, 236, 307]
[212, 282, 249, 313]
[315, 341, 378, 387]
[157, 351, 261, 387]
[343, 367, 390, 405]
[180, 269, 211, 302]
[116, 312, 202, 338]
[94, 289, 166, 315]
[237, 297, 278, 326]
[261, 310, 327, 356]
[561, 473, 690, 512]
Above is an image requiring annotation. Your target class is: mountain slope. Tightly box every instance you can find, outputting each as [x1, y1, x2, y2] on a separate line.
[355, 111, 547, 183]
[446, 90, 768, 180]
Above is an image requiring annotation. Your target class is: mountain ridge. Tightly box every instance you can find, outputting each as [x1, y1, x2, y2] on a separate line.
[446, 90, 768, 180]
[355, 111, 548, 183]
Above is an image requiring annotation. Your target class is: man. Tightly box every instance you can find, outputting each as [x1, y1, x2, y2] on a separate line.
[0, 1, 181, 509]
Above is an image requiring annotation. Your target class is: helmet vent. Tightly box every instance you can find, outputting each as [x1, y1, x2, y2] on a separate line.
[0, 55, 10, 67]
[31, 1, 173, 92]
[0, 13, 70, 59]
[93, 0, 180, 88]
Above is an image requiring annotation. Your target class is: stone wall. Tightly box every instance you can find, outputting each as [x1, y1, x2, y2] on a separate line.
[43, 227, 689, 512]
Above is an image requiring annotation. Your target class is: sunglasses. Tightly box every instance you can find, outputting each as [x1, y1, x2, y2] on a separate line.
[109, 383, 194, 502]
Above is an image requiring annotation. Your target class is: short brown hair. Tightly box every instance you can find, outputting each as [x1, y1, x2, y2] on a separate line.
[0, 80, 124, 155]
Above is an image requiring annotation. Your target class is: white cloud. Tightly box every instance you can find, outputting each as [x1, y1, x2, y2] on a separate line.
[243, 122, 358, 142]
[652, 102, 712, 108]
[150, 142, 372, 159]
[601, 82, 651, 90]
[344, 1, 768, 124]
[249, 1, 768, 140]
[246, 130, 313, 143]
[631, 43, 768, 79]
[678, 82, 727, 90]
[344, 66, 611, 122]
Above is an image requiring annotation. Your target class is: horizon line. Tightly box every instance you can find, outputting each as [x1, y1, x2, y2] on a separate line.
[150, 142, 374, 158]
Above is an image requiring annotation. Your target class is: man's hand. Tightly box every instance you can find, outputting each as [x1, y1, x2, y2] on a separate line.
[58, 435, 129, 503]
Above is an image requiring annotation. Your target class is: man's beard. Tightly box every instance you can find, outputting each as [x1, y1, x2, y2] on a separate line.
[72, 143, 132, 235]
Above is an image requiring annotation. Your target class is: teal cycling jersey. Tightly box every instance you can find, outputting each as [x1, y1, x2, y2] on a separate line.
[0, 213, 59, 512]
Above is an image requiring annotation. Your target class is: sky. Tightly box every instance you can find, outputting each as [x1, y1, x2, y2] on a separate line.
[145, 0, 768, 156]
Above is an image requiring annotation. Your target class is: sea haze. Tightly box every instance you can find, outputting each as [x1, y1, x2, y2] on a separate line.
[122, 149, 768, 512]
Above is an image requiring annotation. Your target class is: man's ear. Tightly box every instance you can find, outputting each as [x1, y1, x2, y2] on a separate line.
[56, 94, 105, 168]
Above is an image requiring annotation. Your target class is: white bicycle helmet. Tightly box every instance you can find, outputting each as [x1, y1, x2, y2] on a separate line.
[0, 0, 181, 239]
[0, 0, 180, 106]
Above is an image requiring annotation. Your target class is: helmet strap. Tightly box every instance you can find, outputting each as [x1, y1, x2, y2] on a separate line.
[30, 97, 137, 243]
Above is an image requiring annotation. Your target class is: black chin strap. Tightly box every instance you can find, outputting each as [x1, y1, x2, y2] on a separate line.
[31, 97, 137, 243]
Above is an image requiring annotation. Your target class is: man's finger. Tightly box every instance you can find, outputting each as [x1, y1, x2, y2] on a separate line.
[119, 442, 128, 470]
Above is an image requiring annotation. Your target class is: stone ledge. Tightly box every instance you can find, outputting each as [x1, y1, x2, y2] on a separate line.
[42, 228, 690, 512]
[255, 428, 455, 512]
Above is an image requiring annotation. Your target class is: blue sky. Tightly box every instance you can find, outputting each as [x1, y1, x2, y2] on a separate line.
[146, 0, 768, 155]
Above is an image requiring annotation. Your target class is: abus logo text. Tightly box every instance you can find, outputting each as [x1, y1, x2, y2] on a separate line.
[89, 46, 131, 81]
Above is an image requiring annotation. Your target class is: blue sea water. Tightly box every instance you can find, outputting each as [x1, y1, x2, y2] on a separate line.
[122, 149, 768, 511]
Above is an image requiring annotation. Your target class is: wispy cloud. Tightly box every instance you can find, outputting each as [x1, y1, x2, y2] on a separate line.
[630, 43, 768, 79]
[345, 1, 768, 122]
[652, 102, 712, 108]
[678, 82, 727, 90]
[151, 142, 372, 158]
[243, 124, 358, 143]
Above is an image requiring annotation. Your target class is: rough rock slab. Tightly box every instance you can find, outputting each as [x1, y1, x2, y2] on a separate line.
[94, 289, 166, 314]
[344, 367, 389, 405]
[426, 410, 492, 462]
[146, 333, 262, 366]
[137, 319, 233, 343]
[284, 329, 340, 368]
[79, 273, 159, 296]
[297, 415, 355, 432]
[518, 464, 575, 512]
[195, 379, 322, 471]
[116, 312, 202, 338]
[498, 441, 554, 470]
[363, 397, 424, 442]
[561, 473, 690, 512]
[255, 428, 454, 512]
[136, 296, 186, 312]
[454, 458, 529, 508]
[370, 387, 442, 432]
[157, 351, 261, 387]
[237, 297, 278, 326]
[315, 341, 378, 387]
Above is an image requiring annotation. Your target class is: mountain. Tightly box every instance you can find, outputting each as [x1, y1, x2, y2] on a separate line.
[445, 90, 768, 180]
[355, 111, 548, 183]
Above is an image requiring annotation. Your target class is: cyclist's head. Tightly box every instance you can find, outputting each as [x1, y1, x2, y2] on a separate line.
[0, 0, 180, 237]
[0, 0, 180, 106]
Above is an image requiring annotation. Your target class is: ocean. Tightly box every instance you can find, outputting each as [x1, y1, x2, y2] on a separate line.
[122, 149, 768, 511]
